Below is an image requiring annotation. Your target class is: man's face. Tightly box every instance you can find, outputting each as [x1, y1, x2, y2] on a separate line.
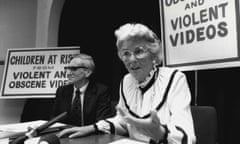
[64, 58, 89, 84]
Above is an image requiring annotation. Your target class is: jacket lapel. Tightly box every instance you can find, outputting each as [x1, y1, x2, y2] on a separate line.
[65, 84, 74, 112]
[83, 82, 96, 118]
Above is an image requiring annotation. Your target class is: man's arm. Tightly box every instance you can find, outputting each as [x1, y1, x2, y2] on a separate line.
[95, 85, 113, 121]
[50, 87, 62, 119]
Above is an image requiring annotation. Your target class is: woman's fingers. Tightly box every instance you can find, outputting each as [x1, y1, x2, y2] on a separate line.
[124, 110, 160, 128]
[125, 115, 151, 128]
[116, 107, 147, 127]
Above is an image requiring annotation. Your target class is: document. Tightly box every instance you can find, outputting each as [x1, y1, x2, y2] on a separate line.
[24, 137, 40, 144]
[108, 138, 147, 144]
[0, 120, 65, 139]
[0, 120, 46, 133]
[0, 138, 9, 144]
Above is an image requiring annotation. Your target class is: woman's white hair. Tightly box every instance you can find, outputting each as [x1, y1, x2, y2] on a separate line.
[115, 23, 163, 64]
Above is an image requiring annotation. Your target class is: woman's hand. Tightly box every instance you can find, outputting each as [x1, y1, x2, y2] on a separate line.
[117, 107, 166, 141]
[57, 125, 95, 138]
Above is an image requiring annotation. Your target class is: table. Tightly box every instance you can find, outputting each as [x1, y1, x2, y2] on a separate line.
[60, 134, 125, 144]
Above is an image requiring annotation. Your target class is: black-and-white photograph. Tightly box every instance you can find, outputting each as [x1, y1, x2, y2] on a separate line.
[0, 0, 238, 144]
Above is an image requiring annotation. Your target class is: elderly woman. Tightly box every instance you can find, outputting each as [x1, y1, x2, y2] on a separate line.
[58, 23, 196, 144]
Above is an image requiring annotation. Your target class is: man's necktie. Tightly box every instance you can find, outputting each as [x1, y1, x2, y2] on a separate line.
[71, 89, 83, 126]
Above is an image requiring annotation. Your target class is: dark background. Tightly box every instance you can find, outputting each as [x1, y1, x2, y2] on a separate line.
[21, 1, 239, 144]
[57, 0, 162, 102]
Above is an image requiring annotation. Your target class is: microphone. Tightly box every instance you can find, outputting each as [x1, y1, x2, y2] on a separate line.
[34, 111, 68, 135]
[39, 134, 60, 144]
[10, 112, 68, 144]
[10, 135, 28, 144]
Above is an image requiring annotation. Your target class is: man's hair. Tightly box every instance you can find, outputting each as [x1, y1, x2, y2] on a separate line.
[72, 53, 95, 72]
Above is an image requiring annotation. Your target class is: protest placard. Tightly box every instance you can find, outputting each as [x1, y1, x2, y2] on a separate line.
[0, 47, 80, 98]
[160, 0, 240, 70]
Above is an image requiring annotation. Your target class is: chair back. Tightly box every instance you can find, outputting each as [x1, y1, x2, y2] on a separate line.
[191, 106, 217, 144]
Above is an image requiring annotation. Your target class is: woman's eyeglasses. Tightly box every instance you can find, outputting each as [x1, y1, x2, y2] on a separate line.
[119, 46, 149, 61]
[64, 66, 87, 71]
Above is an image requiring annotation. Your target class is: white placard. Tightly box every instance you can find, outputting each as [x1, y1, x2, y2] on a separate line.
[0, 47, 80, 98]
[160, 0, 240, 70]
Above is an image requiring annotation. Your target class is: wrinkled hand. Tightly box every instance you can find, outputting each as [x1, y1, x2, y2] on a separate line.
[57, 125, 94, 138]
[117, 107, 165, 141]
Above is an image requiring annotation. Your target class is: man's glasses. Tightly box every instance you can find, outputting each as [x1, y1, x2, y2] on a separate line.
[119, 46, 149, 61]
[64, 66, 87, 71]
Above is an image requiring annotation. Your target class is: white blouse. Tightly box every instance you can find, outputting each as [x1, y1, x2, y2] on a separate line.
[96, 67, 196, 144]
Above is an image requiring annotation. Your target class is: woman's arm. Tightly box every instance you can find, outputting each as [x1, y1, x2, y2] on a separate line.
[165, 72, 196, 144]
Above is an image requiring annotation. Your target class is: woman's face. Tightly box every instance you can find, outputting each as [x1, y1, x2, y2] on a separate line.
[119, 39, 154, 82]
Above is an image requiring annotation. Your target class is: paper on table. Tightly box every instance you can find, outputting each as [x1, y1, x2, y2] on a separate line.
[108, 138, 147, 144]
[0, 120, 66, 139]
[0, 120, 66, 133]
[24, 137, 40, 144]
[0, 120, 46, 133]
[0, 138, 9, 144]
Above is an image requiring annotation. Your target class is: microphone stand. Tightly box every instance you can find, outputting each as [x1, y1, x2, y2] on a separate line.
[10, 112, 68, 144]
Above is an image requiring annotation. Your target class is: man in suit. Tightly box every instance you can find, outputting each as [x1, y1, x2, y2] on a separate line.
[51, 53, 112, 126]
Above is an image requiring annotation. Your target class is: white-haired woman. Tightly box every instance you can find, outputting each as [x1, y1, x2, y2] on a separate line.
[58, 23, 196, 144]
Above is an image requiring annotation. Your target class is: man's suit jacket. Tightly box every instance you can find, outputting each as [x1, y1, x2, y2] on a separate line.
[51, 81, 112, 126]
